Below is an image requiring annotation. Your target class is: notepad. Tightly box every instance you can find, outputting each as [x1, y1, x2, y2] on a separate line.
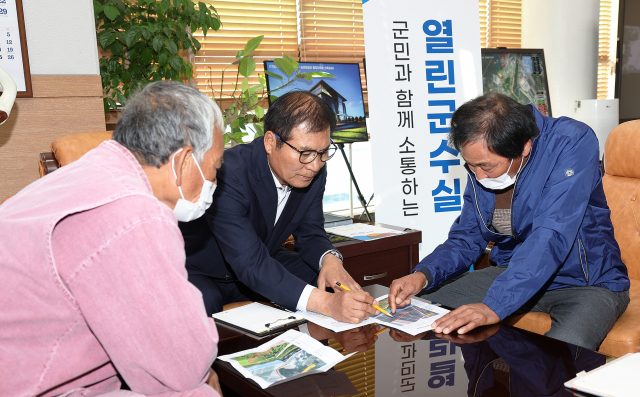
[212, 302, 306, 337]
[565, 353, 640, 397]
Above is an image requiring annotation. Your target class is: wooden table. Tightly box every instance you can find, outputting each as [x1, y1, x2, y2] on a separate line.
[212, 284, 606, 397]
[331, 223, 422, 287]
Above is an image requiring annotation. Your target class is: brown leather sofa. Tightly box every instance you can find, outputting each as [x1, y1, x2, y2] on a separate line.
[39, 131, 112, 177]
[504, 120, 640, 357]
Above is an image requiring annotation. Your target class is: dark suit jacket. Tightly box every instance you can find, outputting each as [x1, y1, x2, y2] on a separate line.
[179, 136, 334, 310]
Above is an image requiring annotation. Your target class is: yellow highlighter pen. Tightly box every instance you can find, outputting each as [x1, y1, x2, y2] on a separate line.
[335, 282, 393, 317]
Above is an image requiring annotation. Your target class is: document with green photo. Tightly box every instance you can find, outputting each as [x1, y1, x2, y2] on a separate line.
[218, 330, 353, 389]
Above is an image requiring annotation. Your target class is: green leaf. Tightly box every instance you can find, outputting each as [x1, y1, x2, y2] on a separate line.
[302, 72, 313, 81]
[116, 91, 127, 106]
[238, 57, 256, 78]
[289, 57, 299, 72]
[152, 36, 164, 52]
[247, 85, 262, 97]
[107, 98, 118, 111]
[169, 56, 182, 71]
[192, 37, 201, 52]
[270, 95, 278, 103]
[264, 70, 283, 81]
[258, 74, 266, 85]
[161, 0, 171, 11]
[94, 3, 105, 15]
[232, 118, 240, 129]
[104, 5, 120, 21]
[235, 50, 244, 58]
[141, 27, 151, 40]
[249, 94, 259, 107]
[255, 105, 265, 119]
[241, 78, 249, 92]
[273, 57, 294, 77]
[141, 47, 153, 65]
[254, 121, 264, 136]
[99, 32, 116, 49]
[123, 29, 137, 47]
[158, 52, 169, 65]
[243, 35, 263, 57]
[165, 39, 178, 55]
[162, 26, 172, 37]
[210, 16, 221, 31]
[184, 3, 194, 16]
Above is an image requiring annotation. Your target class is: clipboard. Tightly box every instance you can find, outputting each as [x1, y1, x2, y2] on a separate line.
[212, 302, 307, 337]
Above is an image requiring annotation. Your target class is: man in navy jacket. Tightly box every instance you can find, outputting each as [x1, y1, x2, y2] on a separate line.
[389, 92, 629, 349]
[180, 91, 378, 322]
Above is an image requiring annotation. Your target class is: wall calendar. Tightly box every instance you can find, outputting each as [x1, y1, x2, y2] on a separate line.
[0, 0, 31, 97]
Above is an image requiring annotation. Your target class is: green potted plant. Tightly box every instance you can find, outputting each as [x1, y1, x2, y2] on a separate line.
[94, 0, 221, 114]
[213, 35, 334, 145]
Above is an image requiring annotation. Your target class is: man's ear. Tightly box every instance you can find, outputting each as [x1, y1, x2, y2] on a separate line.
[264, 131, 277, 156]
[171, 146, 194, 187]
[522, 139, 533, 158]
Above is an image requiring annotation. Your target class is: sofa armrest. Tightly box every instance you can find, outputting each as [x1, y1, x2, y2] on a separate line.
[39, 152, 59, 177]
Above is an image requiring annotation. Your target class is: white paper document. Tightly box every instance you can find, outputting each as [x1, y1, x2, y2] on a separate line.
[296, 295, 449, 336]
[325, 223, 404, 241]
[565, 353, 640, 397]
[218, 329, 353, 389]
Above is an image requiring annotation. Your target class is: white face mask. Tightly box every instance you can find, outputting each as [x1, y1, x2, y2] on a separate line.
[475, 157, 523, 190]
[171, 148, 216, 222]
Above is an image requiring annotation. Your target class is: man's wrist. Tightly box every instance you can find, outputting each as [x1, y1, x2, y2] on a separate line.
[306, 287, 330, 315]
[297, 284, 316, 311]
[413, 269, 432, 290]
[319, 249, 343, 269]
[415, 270, 428, 290]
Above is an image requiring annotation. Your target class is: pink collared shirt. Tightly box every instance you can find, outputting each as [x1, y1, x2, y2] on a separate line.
[0, 141, 219, 397]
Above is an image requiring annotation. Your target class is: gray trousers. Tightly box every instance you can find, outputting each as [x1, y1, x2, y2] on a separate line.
[419, 266, 630, 350]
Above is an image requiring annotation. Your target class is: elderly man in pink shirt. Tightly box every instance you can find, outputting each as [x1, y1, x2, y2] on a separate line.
[0, 81, 224, 396]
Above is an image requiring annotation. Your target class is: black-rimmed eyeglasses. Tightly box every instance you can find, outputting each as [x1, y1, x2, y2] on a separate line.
[274, 133, 337, 164]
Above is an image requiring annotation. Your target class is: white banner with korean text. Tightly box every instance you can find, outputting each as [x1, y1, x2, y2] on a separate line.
[363, 0, 482, 259]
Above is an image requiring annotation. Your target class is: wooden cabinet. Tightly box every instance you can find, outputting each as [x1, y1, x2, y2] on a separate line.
[332, 224, 422, 287]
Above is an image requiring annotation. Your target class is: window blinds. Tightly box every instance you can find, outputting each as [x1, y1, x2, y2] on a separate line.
[597, 0, 614, 99]
[299, 0, 367, 113]
[192, 0, 298, 109]
[486, 0, 521, 49]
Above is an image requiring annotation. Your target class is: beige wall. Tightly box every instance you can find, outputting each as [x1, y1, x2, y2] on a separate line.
[0, 76, 105, 198]
[0, 0, 104, 199]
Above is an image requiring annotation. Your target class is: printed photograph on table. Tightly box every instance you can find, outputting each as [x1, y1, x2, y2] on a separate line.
[218, 330, 352, 389]
[371, 297, 440, 326]
[296, 294, 450, 336]
[231, 341, 326, 382]
[264, 61, 367, 143]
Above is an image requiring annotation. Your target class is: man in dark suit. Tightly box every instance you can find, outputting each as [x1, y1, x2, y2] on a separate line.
[180, 91, 378, 323]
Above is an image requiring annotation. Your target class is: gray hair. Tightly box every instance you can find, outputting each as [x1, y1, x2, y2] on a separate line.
[113, 81, 223, 167]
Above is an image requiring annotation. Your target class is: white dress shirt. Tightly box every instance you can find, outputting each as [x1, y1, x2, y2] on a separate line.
[268, 166, 335, 312]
